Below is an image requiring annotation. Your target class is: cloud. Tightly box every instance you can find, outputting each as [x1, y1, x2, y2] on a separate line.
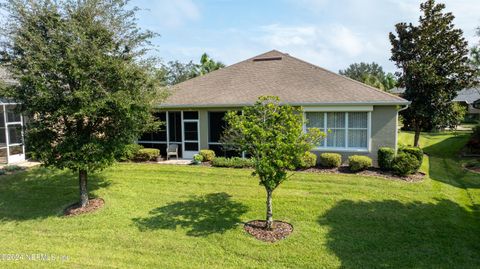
[256, 23, 373, 70]
[136, 0, 200, 28]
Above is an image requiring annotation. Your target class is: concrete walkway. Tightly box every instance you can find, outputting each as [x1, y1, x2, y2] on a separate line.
[156, 159, 192, 165]
[0, 160, 41, 169]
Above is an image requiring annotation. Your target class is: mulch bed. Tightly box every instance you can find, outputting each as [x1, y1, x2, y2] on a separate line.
[63, 198, 105, 217]
[303, 166, 425, 182]
[244, 220, 293, 243]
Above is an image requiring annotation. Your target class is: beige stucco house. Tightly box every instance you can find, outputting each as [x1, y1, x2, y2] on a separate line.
[138, 50, 410, 163]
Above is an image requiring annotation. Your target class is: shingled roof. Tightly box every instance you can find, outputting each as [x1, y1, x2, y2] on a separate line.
[161, 50, 409, 108]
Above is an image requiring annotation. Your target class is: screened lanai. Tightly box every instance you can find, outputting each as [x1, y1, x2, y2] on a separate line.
[0, 99, 25, 164]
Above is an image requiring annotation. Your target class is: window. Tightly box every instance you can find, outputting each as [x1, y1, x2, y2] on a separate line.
[305, 111, 370, 150]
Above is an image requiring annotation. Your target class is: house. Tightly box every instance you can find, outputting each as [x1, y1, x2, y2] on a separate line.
[391, 87, 480, 121]
[138, 50, 410, 163]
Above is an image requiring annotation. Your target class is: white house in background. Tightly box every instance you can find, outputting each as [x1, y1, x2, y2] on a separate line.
[391, 87, 480, 121]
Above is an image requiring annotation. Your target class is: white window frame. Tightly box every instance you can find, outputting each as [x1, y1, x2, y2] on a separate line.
[303, 107, 372, 153]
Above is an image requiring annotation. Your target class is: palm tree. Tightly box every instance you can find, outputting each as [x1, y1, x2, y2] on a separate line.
[197, 53, 225, 75]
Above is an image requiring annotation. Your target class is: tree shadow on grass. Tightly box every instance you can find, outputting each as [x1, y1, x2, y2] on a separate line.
[422, 135, 480, 189]
[0, 167, 110, 221]
[132, 192, 248, 237]
[319, 199, 480, 268]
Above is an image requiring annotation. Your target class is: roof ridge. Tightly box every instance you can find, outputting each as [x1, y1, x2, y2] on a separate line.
[172, 50, 282, 88]
[279, 52, 406, 101]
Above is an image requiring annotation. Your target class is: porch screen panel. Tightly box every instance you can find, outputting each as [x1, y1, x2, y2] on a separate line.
[208, 112, 227, 143]
[168, 111, 182, 142]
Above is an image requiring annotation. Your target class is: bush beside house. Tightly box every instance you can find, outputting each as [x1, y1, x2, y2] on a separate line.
[348, 155, 372, 172]
[319, 153, 342, 168]
[134, 148, 160, 162]
[299, 152, 317, 169]
[211, 157, 254, 168]
[377, 146, 423, 176]
[199, 150, 216, 162]
[378, 147, 395, 171]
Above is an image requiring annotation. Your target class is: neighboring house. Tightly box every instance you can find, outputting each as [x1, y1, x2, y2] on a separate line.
[0, 67, 26, 164]
[391, 87, 480, 121]
[139, 50, 410, 163]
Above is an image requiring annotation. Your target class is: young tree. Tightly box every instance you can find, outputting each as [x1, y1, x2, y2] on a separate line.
[389, 0, 476, 146]
[222, 96, 324, 230]
[0, 0, 163, 207]
[339, 62, 397, 91]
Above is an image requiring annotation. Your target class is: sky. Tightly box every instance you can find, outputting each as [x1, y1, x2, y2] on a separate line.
[129, 0, 480, 74]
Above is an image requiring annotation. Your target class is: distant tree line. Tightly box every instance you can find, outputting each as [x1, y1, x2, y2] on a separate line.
[339, 62, 397, 91]
[160, 53, 225, 86]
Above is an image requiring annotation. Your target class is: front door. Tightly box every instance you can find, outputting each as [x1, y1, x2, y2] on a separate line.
[182, 116, 199, 159]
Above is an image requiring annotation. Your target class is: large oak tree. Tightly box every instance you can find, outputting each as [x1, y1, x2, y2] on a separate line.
[389, 0, 476, 146]
[0, 0, 163, 207]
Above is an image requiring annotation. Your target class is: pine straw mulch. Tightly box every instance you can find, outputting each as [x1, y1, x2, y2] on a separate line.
[244, 220, 293, 243]
[303, 166, 425, 182]
[63, 198, 105, 217]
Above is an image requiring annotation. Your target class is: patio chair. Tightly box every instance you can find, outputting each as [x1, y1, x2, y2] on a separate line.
[166, 144, 179, 160]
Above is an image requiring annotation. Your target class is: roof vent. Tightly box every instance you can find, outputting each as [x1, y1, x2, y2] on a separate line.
[253, 57, 282, 62]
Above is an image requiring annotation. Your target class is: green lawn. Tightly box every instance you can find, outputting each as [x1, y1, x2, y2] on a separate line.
[1, 132, 480, 268]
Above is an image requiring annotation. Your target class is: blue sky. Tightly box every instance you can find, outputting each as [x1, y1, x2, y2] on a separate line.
[129, 0, 480, 73]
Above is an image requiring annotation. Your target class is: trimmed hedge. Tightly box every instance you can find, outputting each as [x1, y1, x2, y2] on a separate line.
[378, 147, 395, 171]
[392, 153, 420, 176]
[134, 148, 160, 162]
[348, 155, 372, 172]
[199, 150, 216, 162]
[193, 154, 204, 164]
[118, 144, 143, 161]
[399, 146, 423, 168]
[299, 152, 317, 169]
[319, 153, 342, 168]
[211, 157, 254, 168]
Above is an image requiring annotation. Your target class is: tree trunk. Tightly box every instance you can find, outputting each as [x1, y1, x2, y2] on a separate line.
[265, 188, 273, 230]
[79, 169, 89, 208]
[414, 125, 421, 147]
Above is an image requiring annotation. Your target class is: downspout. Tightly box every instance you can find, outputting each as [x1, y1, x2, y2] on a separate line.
[395, 104, 410, 152]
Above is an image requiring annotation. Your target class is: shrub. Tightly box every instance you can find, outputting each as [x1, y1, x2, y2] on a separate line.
[192, 154, 203, 164]
[3, 165, 22, 172]
[134, 148, 160, 162]
[391, 153, 420, 176]
[378, 147, 395, 171]
[399, 146, 423, 163]
[398, 146, 423, 171]
[0, 169, 6, 175]
[319, 153, 342, 168]
[118, 144, 143, 161]
[348, 155, 372, 172]
[199, 149, 215, 162]
[211, 157, 254, 168]
[298, 152, 317, 169]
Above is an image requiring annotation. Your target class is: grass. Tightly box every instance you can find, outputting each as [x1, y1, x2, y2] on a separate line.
[0, 132, 479, 268]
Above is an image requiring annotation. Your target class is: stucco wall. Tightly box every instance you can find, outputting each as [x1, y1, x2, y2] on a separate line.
[159, 105, 399, 165]
[310, 105, 398, 165]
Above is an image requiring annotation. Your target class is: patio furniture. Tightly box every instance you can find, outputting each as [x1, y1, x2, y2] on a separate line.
[166, 144, 179, 160]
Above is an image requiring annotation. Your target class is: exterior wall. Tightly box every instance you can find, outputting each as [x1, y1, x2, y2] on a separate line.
[310, 105, 398, 165]
[158, 105, 399, 164]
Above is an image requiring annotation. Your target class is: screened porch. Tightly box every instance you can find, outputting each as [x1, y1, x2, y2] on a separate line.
[0, 100, 25, 164]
